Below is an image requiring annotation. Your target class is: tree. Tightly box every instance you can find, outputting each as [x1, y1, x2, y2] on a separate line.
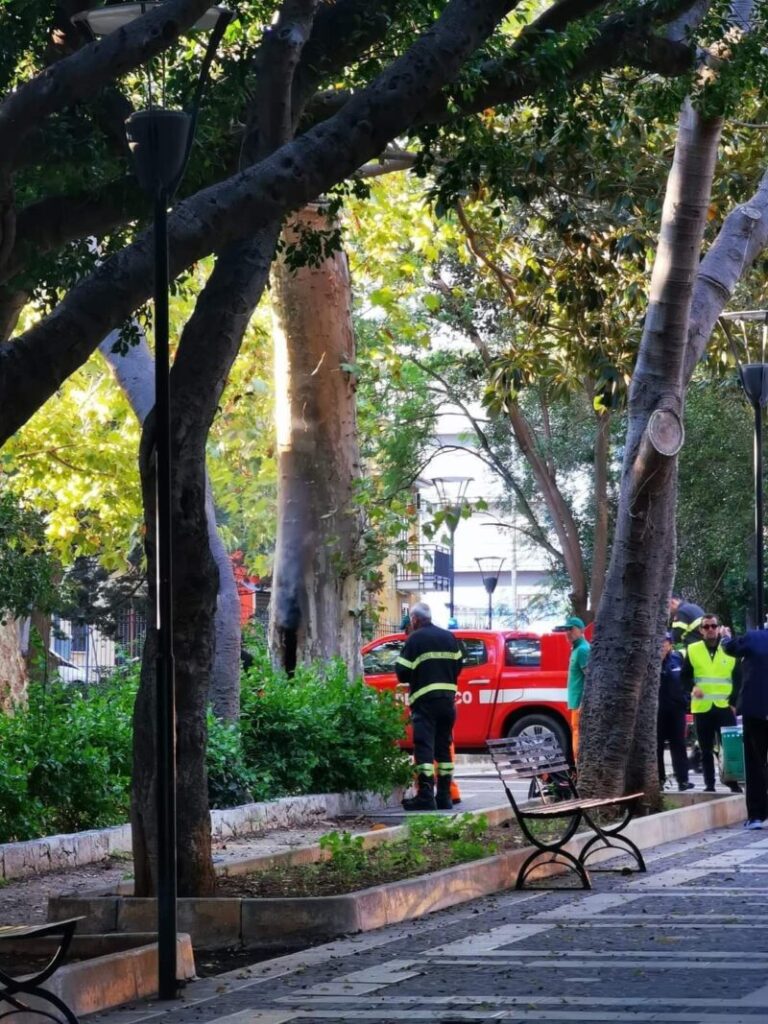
[675, 374, 753, 624]
[579, 0, 767, 801]
[347, 169, 646, 618]
[0, 0, 704, 892]
[269, 206, 363, 675]
[0, 490, 59, 708]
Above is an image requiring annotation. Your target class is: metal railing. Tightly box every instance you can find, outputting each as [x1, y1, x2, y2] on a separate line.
[395, 545, 451, 591]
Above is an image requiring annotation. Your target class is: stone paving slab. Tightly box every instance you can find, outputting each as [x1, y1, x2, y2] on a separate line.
[80, 819, 768, 1024]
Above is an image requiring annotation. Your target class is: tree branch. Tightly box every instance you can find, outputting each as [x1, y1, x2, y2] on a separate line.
[305, 1, 697, 127]
[685, 169, 768, 381]
[0, 0, 522, 445]
[455, 201, 517, 310]
[4, 177, 145, 285]
[0, 0, 215, 172]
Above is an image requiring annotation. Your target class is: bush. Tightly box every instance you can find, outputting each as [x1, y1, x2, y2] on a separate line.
[0, 648, 411, 841]
[0, 669, 138, 842]
[239, 650, 411, 800]
[206, 713, 257, 809]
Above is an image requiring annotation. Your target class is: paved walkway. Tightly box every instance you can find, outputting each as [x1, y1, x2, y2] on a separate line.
[88, 819, 768, 1024]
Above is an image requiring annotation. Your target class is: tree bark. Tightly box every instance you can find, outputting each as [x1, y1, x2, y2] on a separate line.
[578, 99, 723, 803]
[589, 408, 611, 614]
[99, 329, 242, 719]
[0, 618, 27, 711]
[269, 206, 363, 675]
[207, 485, 241, 720]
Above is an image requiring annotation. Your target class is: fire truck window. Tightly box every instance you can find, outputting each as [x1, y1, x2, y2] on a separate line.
[505, 638, 541, 667]
[459, 639, 488, 668]
[363, 640, 404, 675]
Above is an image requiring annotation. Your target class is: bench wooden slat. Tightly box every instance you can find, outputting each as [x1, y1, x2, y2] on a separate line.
[0, 917, 84, 942]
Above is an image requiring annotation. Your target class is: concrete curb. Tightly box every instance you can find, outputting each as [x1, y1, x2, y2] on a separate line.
[49, 793, 746, 950]
[9, 934, 195, 1023]
[0, 789, 402, 882]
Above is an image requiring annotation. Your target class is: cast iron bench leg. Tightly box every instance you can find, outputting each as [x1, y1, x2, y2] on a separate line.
[0, 918, 81, 1024]
[578, 806, 647, 873]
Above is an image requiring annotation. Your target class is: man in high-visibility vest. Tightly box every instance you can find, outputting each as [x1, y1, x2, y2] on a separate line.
[681, 613, 742, 794]
[396, 602, 463, 811]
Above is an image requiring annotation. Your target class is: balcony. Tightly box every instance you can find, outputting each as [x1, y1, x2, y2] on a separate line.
[396, 545, 451, 592]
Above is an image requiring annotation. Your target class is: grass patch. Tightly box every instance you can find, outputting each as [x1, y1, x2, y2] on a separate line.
[215, 814, 562, 898]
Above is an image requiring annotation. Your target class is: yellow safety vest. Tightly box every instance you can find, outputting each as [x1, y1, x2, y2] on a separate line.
[686, 640, 735, 714]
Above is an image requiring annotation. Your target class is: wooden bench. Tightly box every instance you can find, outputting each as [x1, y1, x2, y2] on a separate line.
[487, 735, 646, 890]
[0, 917, 83, 1024]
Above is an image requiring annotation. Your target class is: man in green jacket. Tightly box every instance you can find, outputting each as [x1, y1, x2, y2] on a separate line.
[564, 615, 590, 757]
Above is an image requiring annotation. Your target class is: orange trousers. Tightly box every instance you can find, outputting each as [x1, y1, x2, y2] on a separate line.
[571, 709, 580, 760]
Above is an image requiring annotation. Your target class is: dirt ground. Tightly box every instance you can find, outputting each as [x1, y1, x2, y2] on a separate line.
[0, 822, 343, 925]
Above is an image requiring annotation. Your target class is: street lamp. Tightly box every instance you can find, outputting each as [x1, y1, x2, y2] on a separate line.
[720, 310, 768, 629]
[72, 0, 232, 1000]
[475, 556, 506, 629]
[431, 476, 473, 620]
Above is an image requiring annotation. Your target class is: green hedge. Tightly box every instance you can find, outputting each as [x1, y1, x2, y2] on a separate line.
[0, 672, 136, 843]
[0, 655, 409, 843]
[238, 651, 411, 800]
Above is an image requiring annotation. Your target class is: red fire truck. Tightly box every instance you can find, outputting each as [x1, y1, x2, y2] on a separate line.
[362, 628, 576, 756]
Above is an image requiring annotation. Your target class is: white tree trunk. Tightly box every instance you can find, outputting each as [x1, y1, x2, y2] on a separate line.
[99, 329, 241, 717]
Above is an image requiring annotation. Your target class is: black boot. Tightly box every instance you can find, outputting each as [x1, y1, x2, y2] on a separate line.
[402, 774, 437, 811]
[436, 775, 453, 810]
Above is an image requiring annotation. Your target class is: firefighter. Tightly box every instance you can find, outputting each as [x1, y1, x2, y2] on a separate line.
[669, 595, 704, 649]
[396, 602, 463, 811]
[400, 608, 462, 804]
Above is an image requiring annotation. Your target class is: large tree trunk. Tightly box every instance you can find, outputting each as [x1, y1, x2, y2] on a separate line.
[130, 223, 280, 897]
[132, 416, 218, 897]
[270, 206, 363, 675]
[578, 100, 723, 802]
[99, 330, 241, 718]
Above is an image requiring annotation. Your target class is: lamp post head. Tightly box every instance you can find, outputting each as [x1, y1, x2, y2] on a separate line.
[126, 109, 192, 196]
[720, 310, 768, 409]
[72, 3, 231, 36]
[476, 556, 505, 595]
[740, 363, 768, 408]
[72, 2, 233, 199]
[430, 476, 473, 527]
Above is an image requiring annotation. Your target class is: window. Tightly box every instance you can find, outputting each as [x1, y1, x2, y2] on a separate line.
[505, 637, 541, 667]
[459, 638, 488, 668]
[363, 640, 404, 676]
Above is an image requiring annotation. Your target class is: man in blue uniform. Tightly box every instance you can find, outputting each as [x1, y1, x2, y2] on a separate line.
[658, 631, 693, 792]
[721, 628, 768, 828]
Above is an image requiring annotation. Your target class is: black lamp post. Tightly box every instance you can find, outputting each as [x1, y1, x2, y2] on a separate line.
[72, 1, 232, 1000]
[431, 476, 472, 620]
[475, 556, 505, 629]
[721, 310, 768, 629]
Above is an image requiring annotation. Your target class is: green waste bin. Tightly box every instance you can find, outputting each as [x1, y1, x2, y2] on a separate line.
[719, 725, 745, 784]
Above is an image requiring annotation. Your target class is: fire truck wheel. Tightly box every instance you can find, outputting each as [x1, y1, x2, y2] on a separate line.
[507, 713, 570, 757]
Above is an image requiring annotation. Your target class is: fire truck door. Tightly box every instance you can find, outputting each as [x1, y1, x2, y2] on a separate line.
[456, 637, 506, 743]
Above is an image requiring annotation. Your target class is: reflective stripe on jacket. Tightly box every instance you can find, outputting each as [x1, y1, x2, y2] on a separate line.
[672, 615, 702, 647]
[395, 623, 463, 704]
[687, 640, 735, 714]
